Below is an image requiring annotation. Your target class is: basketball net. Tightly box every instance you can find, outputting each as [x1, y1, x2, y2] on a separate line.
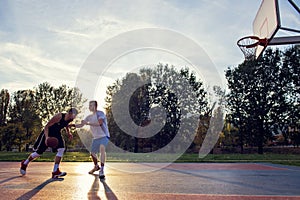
[237, 36, 268, 61]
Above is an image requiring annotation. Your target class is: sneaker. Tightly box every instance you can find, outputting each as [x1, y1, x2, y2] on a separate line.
[52, 168, 67, 179]
[88, 165, 100, 174]
[20, 160, 27, 175]
[99, 170, 105, 179]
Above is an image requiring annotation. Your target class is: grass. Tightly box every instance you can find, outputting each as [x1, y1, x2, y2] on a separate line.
[0, 151, 300, 167]
[0, 151, 91, 162]
[177, 153, 300, 167]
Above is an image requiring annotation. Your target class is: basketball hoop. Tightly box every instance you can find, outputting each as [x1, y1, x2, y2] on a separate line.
[237, 36, 268, 61]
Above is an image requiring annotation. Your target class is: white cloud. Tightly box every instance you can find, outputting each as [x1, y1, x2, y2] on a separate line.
[0, 42, 78, 90]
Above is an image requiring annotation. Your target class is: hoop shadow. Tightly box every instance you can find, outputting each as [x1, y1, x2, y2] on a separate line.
[16, 178, 64, 200]
[88, 174, 118, 200]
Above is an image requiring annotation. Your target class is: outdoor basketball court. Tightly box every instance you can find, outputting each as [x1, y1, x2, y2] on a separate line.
[1, 0, 299, 199]
[0, 162, 300, 200]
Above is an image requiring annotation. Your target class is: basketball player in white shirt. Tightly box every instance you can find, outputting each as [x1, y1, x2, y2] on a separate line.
[75, 101, 110, 179]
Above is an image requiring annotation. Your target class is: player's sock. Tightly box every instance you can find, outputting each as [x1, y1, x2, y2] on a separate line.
[100, 163, 105, 174]
[99, 163, 105, 178]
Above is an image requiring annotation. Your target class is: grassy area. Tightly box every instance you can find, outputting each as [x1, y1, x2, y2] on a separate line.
[0, 151, 300, 167]
[177, 153, 300, 167]
[0, 151, 91, 162]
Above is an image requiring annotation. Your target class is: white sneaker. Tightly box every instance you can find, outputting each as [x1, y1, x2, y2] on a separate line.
[20, 160, 27, 175]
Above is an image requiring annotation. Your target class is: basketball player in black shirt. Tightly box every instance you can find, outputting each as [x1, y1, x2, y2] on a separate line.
[20, 108, 78, 178]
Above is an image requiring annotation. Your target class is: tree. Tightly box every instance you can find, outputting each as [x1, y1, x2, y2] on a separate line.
[281, 45, 300, 143]
[105, 64, 209, 152]
[0, 82, 85, 152]
[0, 123, 25, 151]
[34, 82, 85, 125]
[0, 89, 10, 126]
[8, 90, 42, 151]
[225, 46, 299, 154]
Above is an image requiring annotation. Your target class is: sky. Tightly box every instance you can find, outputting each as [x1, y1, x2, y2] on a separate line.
[0, 0, 299, 109]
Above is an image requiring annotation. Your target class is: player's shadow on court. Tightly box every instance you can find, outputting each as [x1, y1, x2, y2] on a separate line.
[88, 174, 118, 200]
[0, 175, 21, 185]
[15, 178, 64, 200]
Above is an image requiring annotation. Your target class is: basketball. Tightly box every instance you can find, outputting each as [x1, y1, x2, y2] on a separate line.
[46, 137, 59, 148]
[141, 118, 151, 127]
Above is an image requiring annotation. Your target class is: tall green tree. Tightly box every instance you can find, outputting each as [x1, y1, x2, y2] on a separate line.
[34, 82, 85, 125]
[33, 82, 85, 151]
[282, 46, 300, 128]
[281, 45, 300, 146]
[226, 47, 299, 154]
[0, 123, 26, 151]
[106, 64, 209, 152]
[0, 89, 10, 126]
[8, 90, 42, 151]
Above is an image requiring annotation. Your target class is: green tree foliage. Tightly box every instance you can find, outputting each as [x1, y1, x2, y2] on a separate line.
[0, 123, 25, 151]
[0, 82, 85, 151]
[8, 90, 42, 151]
[0, 89, 10, 126]
[225, 46, 300, 154]
[34, 82, 85, 125]
[33, 83, 85, 150]
[105, 64, 208, 152]
[194, 97, 223, 152]
[281, 46, 300, 146]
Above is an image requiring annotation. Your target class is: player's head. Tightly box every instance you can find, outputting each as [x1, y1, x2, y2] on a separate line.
[68, 108, 78, 119]
[89, 100, 98, 112]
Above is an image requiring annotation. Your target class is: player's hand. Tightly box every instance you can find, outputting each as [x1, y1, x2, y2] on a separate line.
[68, 133, 73, 140]
[68, 124, 76, 128]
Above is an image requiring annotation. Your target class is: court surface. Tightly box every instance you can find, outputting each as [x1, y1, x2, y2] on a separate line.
[1, 162, 300, 200]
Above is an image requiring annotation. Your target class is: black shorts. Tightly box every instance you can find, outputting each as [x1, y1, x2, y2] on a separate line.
[33, 130, 65, 154]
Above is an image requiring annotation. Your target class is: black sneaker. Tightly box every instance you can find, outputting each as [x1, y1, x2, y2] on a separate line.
[52, 168, 67, 179]
[99, 170, 105, 179]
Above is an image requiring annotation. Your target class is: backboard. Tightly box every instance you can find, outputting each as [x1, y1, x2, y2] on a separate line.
[238, 0, 300, 60]
[253, 0, 280, 58]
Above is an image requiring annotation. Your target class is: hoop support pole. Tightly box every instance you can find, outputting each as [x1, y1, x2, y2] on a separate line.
[268, 36, 300, 45]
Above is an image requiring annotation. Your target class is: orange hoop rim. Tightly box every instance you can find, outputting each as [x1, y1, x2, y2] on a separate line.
[237, 36, 269, 60]
[237, 36, 268, 48]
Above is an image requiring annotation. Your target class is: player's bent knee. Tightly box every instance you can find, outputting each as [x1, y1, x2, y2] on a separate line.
[36, 150, 44, 155]
[56, 148, 65, 157]
[31, 152, 40, 159]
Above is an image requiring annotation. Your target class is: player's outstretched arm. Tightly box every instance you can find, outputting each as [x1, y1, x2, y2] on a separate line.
[73, 120, 87, 128]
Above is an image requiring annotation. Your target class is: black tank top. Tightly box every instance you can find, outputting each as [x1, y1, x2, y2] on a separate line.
[48, 113, 73, 136]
